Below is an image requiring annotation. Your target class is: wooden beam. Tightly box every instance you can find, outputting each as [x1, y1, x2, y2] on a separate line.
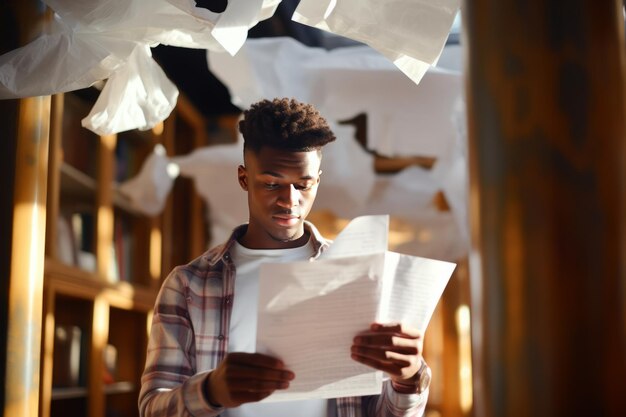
[1, 8, 54, 417]
[465, 1, 626, 416]
[45, 94, 64, 260]
[4, 95, 51, 417]
[96, 134, 117, 281]
[0, 99, 18, 417]
[89, 296, 109, 417]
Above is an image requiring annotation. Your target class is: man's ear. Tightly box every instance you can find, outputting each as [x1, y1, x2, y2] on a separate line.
[238, 165, 248, 190]
[317, 170, 322, 184]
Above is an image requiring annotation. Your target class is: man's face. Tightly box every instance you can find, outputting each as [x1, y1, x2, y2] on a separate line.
[238, 146, 322, 249]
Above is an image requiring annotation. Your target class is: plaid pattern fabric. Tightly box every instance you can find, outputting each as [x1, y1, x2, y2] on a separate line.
[139, 222, 428, 417]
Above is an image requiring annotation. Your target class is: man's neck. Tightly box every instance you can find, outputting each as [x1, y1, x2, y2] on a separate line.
[238, 229, 310, 250]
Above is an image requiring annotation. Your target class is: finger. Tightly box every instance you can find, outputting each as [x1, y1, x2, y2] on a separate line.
[227, 377, 291, 393]
[370, 323, 423, 339]
[225, 352, 290, 370]
[351, 353, 407, 375]
[224, 364, 295, 382]
[351, 345, 416, 363]
[353, 334, 420, 351]
[351, 352, 418, 377]
[230, 390, 275, 404]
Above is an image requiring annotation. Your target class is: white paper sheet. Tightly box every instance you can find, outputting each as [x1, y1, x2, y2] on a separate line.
[256, 215, 456, 401]
[292, 0, 460, 85]
[212, 0, 271, 55]
[257, 253, 386, 401]
[317, 214, 389, 259]
[378, 251, 455, 330]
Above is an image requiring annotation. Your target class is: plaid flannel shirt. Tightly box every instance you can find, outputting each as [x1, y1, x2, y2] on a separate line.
[139, 222, 428, 417]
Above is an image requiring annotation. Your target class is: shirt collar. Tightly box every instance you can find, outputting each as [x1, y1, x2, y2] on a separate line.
[205, 221, 329, 266]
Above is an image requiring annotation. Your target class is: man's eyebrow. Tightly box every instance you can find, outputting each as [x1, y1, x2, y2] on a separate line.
[260, 170, 283, 177]
[259, 171, 315, 180]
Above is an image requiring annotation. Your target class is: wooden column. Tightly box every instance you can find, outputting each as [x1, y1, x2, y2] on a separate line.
[0, 96, 18, 417]
[1, 2, 51, 417]
[465, 1, 626, 416]
[160, 115, 177, 280]
[3, 96, 50, 417]
[96, 134, 117, 281]
[44, 94, 64, 260]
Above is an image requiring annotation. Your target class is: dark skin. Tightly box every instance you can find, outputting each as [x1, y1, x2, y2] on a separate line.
[206, 146, 425, 408]
[237, 146, 321, 249]
[351, 323, 424, 384]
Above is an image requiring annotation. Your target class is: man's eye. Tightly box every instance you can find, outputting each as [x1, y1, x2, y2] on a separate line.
[296, 184, 313, 191]
[265, 183, 279, 190]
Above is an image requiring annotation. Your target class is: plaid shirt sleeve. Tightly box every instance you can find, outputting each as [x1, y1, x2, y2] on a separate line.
[138, 267, 224, 417]
[360, 381, 428, 417]
[139, 223, 429, 417]
[337, 381, 428, 417]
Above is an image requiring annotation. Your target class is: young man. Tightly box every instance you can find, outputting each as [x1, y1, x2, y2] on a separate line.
[139, 98, 431, 417]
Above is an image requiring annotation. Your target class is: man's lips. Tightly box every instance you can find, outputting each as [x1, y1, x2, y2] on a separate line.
[273, 213, 299, 219]
[272, 213, 300, 225]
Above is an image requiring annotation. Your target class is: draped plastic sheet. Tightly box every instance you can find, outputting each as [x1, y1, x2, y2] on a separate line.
[120, 126, 468, 260]
[0, 0, 280, 134]
[84, 44, 179, 135]
[292, 0, 460, 85]
[117, 122, 377, 247]
[120, 38, 469, 260]
[117, 144, 174, 216]
[1, 0, 459, 135]
[209, 38, 461, 159]
[1, 0, 469, 257]
[207, 38, 469, 259]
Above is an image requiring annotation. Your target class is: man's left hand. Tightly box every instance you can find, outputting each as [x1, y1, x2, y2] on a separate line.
[351, 323, 424, 385]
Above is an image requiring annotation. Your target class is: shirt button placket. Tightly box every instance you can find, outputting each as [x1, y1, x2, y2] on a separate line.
[219, 252, 231, 344]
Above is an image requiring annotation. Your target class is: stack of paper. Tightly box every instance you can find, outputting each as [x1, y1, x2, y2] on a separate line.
[256, 215, 456, 401]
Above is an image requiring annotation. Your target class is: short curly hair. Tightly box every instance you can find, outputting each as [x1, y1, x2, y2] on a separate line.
[239, 98, 336, 153]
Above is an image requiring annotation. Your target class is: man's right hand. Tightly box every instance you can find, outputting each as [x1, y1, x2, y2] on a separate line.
[205, 352, 295, 408]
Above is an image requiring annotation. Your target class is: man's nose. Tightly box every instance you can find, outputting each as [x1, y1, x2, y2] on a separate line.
[277, 185, 300, 208]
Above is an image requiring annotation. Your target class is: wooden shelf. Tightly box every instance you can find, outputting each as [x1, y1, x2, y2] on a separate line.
[44, 257, 158, 311]
[51, 387, 88, 400]
[112, 184, 145, 216]
[61, 163, 97, 190]
[43, 127, 155, 416]
[51, 382, 135, 400]
[41, 91, 209, 417]
[104, 381, 136, 395]
[59, 163, 96, 208]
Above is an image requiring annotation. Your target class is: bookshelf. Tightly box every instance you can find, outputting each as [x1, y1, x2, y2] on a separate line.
[39, 90, 214, 417]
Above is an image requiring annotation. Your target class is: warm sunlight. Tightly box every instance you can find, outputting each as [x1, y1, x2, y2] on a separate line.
[456, 304, 473, 413]
[150, 226, 162, 281]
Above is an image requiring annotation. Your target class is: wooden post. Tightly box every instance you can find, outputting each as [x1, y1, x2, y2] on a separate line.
[0, 2, 51, 417]
[465, 1, 626, 416]
[97, 134, 117, 281]
[160, 115, 176, 280]
[0, 98, 18, 417]
[3, 98, 51, 417]
[89, 296, 109, 417]
[45, 94, 64, 260]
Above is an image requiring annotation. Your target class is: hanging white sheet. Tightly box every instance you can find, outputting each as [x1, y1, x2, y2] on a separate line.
[209, 37, 462, 158]
[0, 0, 281, 134]
[292, 0, 460, 85]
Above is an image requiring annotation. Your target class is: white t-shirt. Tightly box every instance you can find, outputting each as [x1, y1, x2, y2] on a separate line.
[224, 237, 332, 417]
